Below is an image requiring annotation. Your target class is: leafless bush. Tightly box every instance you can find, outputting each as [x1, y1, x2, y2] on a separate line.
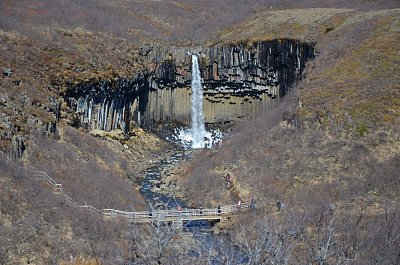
[364, 154, 400, 199]
[128, 222, 179, 264]
[345, 142, 368, 164]
[232, 217, 295, 265]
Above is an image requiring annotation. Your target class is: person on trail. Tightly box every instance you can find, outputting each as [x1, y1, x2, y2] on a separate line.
[200, 206, 203, 215]
[250, 198, 256, 209]
[276, 200, 285, 211]
[237, 200, 241, 209]
[217, 205, 221, 214]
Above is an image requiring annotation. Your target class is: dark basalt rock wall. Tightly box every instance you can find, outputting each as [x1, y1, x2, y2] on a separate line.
[148, 39, 314, 95]
[65, 40, 314, 132]
[65, 74, 149, 133]
[202, 40, 313, 96]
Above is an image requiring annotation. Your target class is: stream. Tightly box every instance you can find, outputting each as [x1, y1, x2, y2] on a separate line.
[136, 148, 211, 231]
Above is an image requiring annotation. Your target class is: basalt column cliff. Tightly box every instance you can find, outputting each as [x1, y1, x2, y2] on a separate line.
[65, 40, 314, 132]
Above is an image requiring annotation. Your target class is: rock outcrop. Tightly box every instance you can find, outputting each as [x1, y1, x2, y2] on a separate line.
[65, 39, 314, 132]
[0, 92, 60, 158]
[65, 74, 149, 133]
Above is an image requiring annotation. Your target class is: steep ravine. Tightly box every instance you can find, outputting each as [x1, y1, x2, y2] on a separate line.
[65, 39, 314, 133]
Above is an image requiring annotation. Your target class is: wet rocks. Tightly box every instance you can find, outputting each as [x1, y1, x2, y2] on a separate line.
[137, 150, 190, 211]
[212, 226, 221, 235]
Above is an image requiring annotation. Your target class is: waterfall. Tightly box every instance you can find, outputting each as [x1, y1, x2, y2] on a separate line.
[190, 55, 206, 148]
[169, 54, 222, 149]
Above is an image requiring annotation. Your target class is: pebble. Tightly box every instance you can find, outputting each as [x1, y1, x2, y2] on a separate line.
[212, 226, 220, 235]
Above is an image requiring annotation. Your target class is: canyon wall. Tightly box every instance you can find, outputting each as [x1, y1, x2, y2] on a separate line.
[65, 40, 314, 132]
[65, 74, 148, 133]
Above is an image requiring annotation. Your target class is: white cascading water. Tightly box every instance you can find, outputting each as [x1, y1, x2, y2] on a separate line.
[190, 55, 207, 148]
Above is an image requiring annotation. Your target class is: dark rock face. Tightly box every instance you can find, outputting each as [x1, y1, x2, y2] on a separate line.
[65, 74, 149, 132]
[149, 40, 314, 95]
[0, 92, 60, 157]
[202, 40, 314, 96]
[65, 40, 314, 132]
[144, 39, 314, 126]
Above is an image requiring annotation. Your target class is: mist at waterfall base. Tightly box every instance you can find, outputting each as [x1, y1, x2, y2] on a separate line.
[165, 126, 224, 149]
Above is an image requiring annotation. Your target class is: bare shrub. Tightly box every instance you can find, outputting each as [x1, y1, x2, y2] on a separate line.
[364, 154, 400, 199]
[233, 217, 295, 264]
[128, 222, 179, 264]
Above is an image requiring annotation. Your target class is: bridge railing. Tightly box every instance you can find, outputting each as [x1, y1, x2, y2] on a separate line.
[78, 205, 103, 215]
[101, 203, 249, 221]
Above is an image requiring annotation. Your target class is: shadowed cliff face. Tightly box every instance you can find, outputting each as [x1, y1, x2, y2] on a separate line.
[65, 40, 314, 132]
[65, 74, 149, 133]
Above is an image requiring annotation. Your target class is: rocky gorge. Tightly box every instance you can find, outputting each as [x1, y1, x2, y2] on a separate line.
[65, 39, 314, 134]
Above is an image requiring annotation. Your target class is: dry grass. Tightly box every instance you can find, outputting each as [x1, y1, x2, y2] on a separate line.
[60, 257, 100, 265]
[214, 8, 353, 44]
[297, 10, 400, 130]
[183, 9, 400, 210]
[1, 1, 398, 150]
[26, 125, 148, 211]
[0, 157, 131, 265]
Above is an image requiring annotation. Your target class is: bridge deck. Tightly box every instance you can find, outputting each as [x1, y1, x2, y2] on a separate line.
[99, 204, 249, 223]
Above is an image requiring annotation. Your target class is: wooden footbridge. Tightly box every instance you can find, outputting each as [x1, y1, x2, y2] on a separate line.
[99, 203, 249, 223]
[1, 151, 250, 224]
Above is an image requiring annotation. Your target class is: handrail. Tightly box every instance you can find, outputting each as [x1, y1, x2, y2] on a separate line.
[1, 150, 250, 223]
[0, 151, 17, 170]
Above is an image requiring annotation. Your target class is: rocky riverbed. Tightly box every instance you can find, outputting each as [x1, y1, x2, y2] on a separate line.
[135, 149, 191, 210]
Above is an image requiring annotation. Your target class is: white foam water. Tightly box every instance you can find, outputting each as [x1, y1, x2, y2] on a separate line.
[190, 55, 207, 149]
[166, 127, 224, 150]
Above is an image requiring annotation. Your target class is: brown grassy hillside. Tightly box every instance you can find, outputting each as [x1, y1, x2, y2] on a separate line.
[180, 6, 400, 264]
[184, 6, 400, 206]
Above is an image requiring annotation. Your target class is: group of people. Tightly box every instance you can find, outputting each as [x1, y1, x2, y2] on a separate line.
[204, 139, 222, 149]
[237, 198, 256, 209]
[211, 139, 221, 149]
[166, 198, 256, 219]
